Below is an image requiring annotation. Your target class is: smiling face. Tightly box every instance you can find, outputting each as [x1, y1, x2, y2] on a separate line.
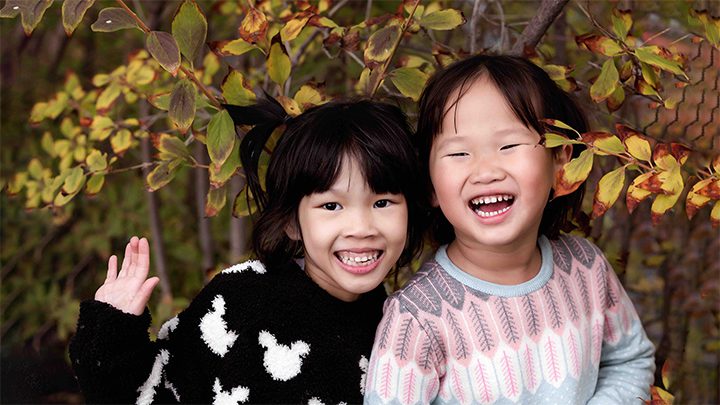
[429, 77, 569, 253]
[291, 156, 408, 302]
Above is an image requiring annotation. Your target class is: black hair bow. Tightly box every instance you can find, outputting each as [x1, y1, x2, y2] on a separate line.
[223, 94, 290, 210]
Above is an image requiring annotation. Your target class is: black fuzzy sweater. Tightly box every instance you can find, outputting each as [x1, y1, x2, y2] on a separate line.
[69, 260, 386, 404]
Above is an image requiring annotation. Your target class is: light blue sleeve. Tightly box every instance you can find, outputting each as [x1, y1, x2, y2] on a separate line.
[587, 268, 656, 405]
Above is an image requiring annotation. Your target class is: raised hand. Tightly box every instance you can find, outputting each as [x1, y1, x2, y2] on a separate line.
[95, 236, 160, 315]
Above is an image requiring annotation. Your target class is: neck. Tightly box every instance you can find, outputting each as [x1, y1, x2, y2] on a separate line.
[446, 233, 542, 285]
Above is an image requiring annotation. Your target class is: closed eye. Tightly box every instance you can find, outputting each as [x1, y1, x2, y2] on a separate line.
[446, 152, 469, 157]
[500, 144, 522, 150]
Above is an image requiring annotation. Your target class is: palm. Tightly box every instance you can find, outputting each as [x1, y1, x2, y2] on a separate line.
[95, 236, 159, 316]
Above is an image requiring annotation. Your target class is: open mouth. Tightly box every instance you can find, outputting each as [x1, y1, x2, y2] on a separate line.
[335, 250, 382, 267]
[469, 194, 515, 218]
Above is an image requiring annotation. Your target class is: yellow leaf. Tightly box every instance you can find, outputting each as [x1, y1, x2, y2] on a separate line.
[239, 7, 268, 44]
[294, 85, 326, 110]
[267, 42, 291, 86]
[418, 9, 466, 31]
[96, 82, 122, 111]
[593, 166, 626, 218]
[389, 67, 429, 101]
[652, 191, 682, 224]
[277, 96, 301, 117]
[364, 25, 402, 67]
[544, 133, 581, 148]
[711, 200, 720, 228]
[590, 59, 619, 103]
[627, 172, 654, 213]
[635, 46, 687, 78]
[555, 149, 594, 197]
[624, 135, 652, 162]
[221, 70, 256, 106]
[280, 15, 311, 42]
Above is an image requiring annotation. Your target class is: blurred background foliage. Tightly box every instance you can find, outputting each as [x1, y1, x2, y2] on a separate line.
[0, 0, 718, 403]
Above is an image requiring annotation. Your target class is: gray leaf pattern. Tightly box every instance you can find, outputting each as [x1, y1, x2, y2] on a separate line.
[551, 237, 574, 275]
[469, 301, 494, 352]
[377, 305, 395, 350]
[495, 297, 519, 343]
[422, 319, 446, 363]
[575, 268, 592, 316]
[542, 283, 563, 329]
[446, 309, 469, 359]
[395, 318, 414, 360]
[522, 294, 541, 336]
[430, 267, 465, 310]
[558, 273, 580, 321]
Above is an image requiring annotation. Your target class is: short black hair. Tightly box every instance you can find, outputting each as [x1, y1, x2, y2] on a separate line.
[248, 99, 426, 268]
[416, 54, 587, 245]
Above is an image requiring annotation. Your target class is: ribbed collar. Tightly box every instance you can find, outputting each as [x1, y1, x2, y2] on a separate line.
[434, 235, 553, 297]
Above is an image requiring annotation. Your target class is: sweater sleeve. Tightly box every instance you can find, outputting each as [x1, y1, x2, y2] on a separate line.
[587, 260, 656, 404]
[68, 300, 176, 404]
[364, 297, 441, 404]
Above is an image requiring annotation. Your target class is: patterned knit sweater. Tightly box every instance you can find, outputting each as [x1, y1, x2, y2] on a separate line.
[70, 260, 386, 404]
[364, 235, 655, 404]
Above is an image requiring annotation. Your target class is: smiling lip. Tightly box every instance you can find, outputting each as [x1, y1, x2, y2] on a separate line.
[468, 193, 515, 221]
[334, 250, 384, 275]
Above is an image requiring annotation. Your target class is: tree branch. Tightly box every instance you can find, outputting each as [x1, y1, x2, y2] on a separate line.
[509, 0, 569, 56]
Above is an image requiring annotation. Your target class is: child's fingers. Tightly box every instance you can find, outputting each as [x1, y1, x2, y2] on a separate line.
[128, 236, 140, 276]
[118, 239, 134, 277]
[135, 238, 151, 278]
[129, 277, 159, 315]
[106, 255, 118, 282]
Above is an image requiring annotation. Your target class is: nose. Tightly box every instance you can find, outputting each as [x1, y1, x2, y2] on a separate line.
[343, 207, 378, 239]
[469, 155, 506, 184]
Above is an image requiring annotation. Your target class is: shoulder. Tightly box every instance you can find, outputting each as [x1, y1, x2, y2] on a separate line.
[549, 233, 608, 275]
[388, 259, 454, 319]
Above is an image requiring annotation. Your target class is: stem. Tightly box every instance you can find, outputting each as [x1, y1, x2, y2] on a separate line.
[509, 0, 569, 56]
[369, 0, 422, 97]
[116, 0, 223, 109]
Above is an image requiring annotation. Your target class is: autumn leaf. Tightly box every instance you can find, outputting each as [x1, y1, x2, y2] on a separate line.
[634, 46, 687, 78]
[418, 9, 466, 31]
[581, 131, 625, 155]
[627, 172, 654, 213]
[146, 31, 181, 76]
[389, 67, 429, 101]
[590, 59, 619, 103]
[593, 166, 626, 218]
[0, 0, 53, 35]
[205, 185, 227, 217]
[611, 8, 633, 40]
[91, 7, 140, 33]
[554, 149, 594, 197]
[576, 34, 623, 57]
[172, 0, 208, 66]
[267, 41, 291, 86]
[239, 7, 268, 44]
[221, 70, 256, 106]
[686, 179, 714, 219]
[62, 0, 96, 35]
[280, 12, 312, 42]
[364, 25, 402, 68]
[207, 110, 235, 169]
[168, 79, 196, 133]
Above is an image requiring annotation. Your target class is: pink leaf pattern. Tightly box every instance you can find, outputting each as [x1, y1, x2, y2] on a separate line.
[473, 359, 494, 403]
[364, 235, 649, 404]
[500, 350, 519, 397]
[403, 368, 416, 404]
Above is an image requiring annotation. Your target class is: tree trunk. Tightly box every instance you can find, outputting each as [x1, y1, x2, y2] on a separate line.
[510, 0, 570, 56]
[194, 141, 215, 283]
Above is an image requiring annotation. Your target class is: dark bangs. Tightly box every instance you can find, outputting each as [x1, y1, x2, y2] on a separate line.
[417, 55, 588, 245]
[252, 100, 425, 268]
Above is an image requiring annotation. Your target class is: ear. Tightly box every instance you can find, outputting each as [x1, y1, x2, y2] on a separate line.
[551, 144, 573, 190]
[285, 221, 300, 241]
[430, 189, 439, 208]
[553, 144, 573, 170]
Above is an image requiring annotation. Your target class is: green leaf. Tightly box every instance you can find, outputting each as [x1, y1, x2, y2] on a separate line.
[544, 133, 582, 148]
[418, 9, 465, 31]
[62, 166, 85, 195]
[634, 46, 686, 78]
[111, 129, 132, 155]
[232, 185, 257, 217]
[364, 25, 401, 66]
[221, 70, 256, 106]
[590, 58, 619, 103]
[207, 110, 235, 168]
[90, 116, 115, 140]
[62, 0, 95, 35]
[611, 9, 632, 41]
[155, 133, 191, 161]
[214, 39, 262, 56]
[28, 159, 44, 180]
[0, 0, 53, 35]
[146, 161, 179, 192]
[205, 185, 227, 217]
[267, 42, 291, 86]
[389, 67, 429, 101]
[169, 79, 196, 133]
[209, 140, 240, 188]
[85, 149, 108, 172]
[85, 174, 105, 196]
[90, 7, 139, 32]
[148, 92, 171, 111]
[592, 166, 626, 218]
[172, 0, 207, 66]
[146, 31, 181, 76]
[7, 172, 28, 195]
[96, 81, 122, 111]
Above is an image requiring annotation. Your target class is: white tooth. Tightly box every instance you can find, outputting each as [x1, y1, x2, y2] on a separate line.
[490, 196, 497, 203]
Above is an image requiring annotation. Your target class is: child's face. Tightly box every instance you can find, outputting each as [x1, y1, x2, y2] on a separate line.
[291, 156, 408, 302]
[429, 77, 568, 251]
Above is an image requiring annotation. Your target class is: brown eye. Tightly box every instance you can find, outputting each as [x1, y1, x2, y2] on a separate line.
[322, 202, 341, 211]
[374, 199, 390, 208]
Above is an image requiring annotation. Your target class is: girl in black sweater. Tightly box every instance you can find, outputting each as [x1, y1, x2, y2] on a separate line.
[69, 98, 426, 404]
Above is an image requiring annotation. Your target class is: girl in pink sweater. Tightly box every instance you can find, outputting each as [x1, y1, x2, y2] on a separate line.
[364, 55, 655, 404]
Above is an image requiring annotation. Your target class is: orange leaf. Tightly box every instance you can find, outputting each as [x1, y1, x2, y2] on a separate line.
[627, 172, 654, 213]
[576, 34, 623, 57]
[239, 7, 268, 44]
[592, 166, 626, 218]
[685, 178, 713, 219]
[555, 149, 593, 197]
